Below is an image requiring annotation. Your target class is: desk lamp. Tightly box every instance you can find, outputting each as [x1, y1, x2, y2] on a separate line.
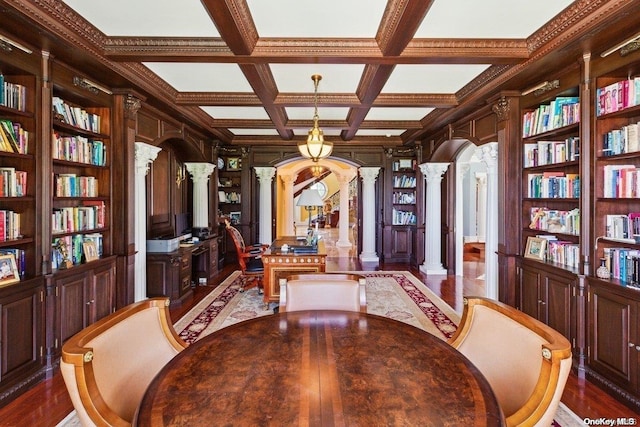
[297, 189, 324, 230]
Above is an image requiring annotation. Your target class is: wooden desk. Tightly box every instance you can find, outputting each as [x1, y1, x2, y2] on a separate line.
[135, 311, 504, 426]
[261, 237, 327, 308]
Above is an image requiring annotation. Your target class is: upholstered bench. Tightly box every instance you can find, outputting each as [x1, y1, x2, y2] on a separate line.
[279, 273, 366, 313]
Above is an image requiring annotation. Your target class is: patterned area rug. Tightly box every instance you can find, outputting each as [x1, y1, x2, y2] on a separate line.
[58, 270, 582, 427]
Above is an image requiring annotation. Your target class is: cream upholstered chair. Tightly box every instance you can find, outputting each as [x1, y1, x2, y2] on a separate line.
[60, 297, 187, 427]
[448, 296, 572, 427]
[279, 273, 367, 313]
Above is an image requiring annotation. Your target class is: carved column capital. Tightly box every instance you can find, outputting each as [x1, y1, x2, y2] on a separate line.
[255, 166, 276, 184]
[419, 162, 450, 183]
[359, 167, 380, 184]
[185, 162, 216, 182]
[134, 142, 162, 176]
[492, 96, 510, 122]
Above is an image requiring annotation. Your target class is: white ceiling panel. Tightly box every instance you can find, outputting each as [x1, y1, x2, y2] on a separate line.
[382, 64, 491, 94]
[62, 0, 219, 37]
[230, 129, 280, 136]
[416, 0, 574, 38]
[270, 64, 365, 93]
[247, 0, 387, 38]
[201, 107, 270, 120]
[286, 107, 350, 121]
[293, 128, 344, 136]
[356, 129, 405, 136]
[366, 107, 434, 121]
[143, 63, 252, 92]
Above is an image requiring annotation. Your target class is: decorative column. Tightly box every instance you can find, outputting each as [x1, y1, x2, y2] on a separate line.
[336, 170, 357, 248]
[359, 167, 380, 262]
[185, 163, 216, 231]
[477, 143, 499, 299]
[280, 172, 297, 236]
[475, 172, 487, 242]
[419, 162, 450, 275]
[455, 163, 470, 276]
[255, 167, 276, 245]
[134, 142, 162, 302]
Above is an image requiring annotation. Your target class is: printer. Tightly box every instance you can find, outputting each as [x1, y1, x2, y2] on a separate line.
[146, 233, 192, 253]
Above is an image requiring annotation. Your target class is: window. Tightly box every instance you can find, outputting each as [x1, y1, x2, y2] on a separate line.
[309, 182, 327, 199]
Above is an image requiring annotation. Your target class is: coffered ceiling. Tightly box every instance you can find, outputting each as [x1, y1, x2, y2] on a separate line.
[2, 0, 640, 148]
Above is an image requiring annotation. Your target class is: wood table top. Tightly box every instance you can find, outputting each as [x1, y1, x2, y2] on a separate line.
[135, 310, 504, 426]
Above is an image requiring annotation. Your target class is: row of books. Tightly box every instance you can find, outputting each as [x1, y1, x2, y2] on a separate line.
[523, 137, 580, 168]
[596, 77, 640, 117]
[0, 167, 27, 197]
[529, 207, 580, 235]
[52, 96, 102, 133]
[52, 132, 107, 166]
[0, 119, 29, 154]
[51, 233, 103, 269]
[54, 174, 98, 197]
[605, 213, 640, 241]
[602, 164, 640, 198]
[52, 201, 106, 234]
[392, 208, 416, 225]
[393, 175, 417, 188]
[527, 172, 580, 198]
[522, 96, 580, 137]
[601, 121, 640, 156]
[392, 191, 416, 205]
[0, 75, 27, 112]
[546, 238, 580, 269]
[601, 247, 640, 285]
[0, 209, 22, 242]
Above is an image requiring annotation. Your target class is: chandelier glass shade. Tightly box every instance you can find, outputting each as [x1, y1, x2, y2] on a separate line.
[298, 74, 333, 162]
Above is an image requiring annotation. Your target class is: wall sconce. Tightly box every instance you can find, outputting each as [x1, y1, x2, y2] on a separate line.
[0, 35, 32, 54]
[600, 31, 640, 57]
[521, 80, 560, 96]
[176, 164, 185, 187]
[73, 76, 113, 95]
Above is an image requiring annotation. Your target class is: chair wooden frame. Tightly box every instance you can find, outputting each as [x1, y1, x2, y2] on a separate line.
[225, 219, 268, 292]
[60, 298, 187, 427]
[448, 297, 572, 427]
[279, 273, 367, 313]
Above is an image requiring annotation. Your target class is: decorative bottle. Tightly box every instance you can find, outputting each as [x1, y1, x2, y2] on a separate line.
[596, 258, 610, 279]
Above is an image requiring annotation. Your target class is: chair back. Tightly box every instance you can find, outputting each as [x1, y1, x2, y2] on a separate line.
[279, 273, 366, 313]
[448, 297, 572, 427]
[225, 220, 249, 268]
[60, 298, 187, 426]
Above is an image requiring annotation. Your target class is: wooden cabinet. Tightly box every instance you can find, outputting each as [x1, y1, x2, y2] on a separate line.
[518, 258, 577, 348]
[147, 249, 192, 306]
[383, 155, 419, 263]
[49, 256, 115, 349]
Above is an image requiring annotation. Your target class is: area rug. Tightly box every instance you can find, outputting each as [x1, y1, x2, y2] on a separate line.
[57, 270, 582, 427]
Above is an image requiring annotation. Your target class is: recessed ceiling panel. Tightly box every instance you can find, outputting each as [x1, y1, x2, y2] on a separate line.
[366, 107, 434, 121]
[415, 0, 573, 38]
[230, 129, 280, 136]
[247, 0, 387, 38]
[143, 63, 252, 92]
[286, 107, 350, 121]
[383, 64, 491, 94]
[293, 128, 343, 137]
[356, 129, 405, 136]
[201, 107, 270, 120]
[62, 0, 219, 37]
[271, 64, 365, 93]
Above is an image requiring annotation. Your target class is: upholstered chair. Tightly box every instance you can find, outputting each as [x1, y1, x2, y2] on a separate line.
[225, 219, 269, 292]
[448, 296, 572, 427]
[60, 298, 187, 426]
[279, 273, 367, 313]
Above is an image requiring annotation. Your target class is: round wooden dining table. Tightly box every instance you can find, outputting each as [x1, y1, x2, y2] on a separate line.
[135, 310, 504, 426]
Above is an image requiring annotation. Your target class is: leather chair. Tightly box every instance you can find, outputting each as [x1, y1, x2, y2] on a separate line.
[60, 298, 187, 427]
[448, 297, 572, 427]
[225, 219, 269, 292]
[279, 273, 367, 313]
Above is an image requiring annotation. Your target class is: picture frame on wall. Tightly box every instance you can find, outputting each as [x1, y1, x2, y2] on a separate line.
[0, 254, 20, 286]
[227, 157, 241, 170]
[524, 236, 546, 260]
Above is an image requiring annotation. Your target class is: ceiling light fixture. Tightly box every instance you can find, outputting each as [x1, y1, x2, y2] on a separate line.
[298, 74, 333, 162]
[601, 31, 640, 57]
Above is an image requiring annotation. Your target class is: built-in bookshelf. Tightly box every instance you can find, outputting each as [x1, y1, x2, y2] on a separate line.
[391, 158, 417, 226]
[50, 89, 111, 270]
[521, 94, 581, 270]
[592, 73, 640, 285]
[217, 154, 242, 225]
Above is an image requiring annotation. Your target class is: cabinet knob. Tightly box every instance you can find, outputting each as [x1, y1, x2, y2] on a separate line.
[636, 346, 640, 352]
[629, 342, 635, 348]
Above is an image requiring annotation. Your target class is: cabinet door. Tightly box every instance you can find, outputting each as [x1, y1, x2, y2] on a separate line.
[545, 276, 573, 343]
[90, 261, 116, 322]
[58, 272, 91, 344]
[520, 268, 541, 320]
[589, 285, 637, 392]
[0, 283, 43, 382]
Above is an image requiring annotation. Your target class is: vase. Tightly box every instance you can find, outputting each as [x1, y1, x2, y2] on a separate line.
[596, 258, 610, 279]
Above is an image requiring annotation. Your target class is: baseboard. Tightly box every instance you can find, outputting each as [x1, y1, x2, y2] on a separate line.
[0, 366, 48, 409]
[585, 367, 640, 413]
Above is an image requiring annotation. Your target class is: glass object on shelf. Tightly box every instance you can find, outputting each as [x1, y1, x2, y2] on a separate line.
[596, 258, 610, 279]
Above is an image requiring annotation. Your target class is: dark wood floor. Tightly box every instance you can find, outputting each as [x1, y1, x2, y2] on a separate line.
[1, 246, 639, 425]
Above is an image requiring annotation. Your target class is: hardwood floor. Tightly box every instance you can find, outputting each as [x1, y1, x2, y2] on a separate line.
[1, 236, 639, 425]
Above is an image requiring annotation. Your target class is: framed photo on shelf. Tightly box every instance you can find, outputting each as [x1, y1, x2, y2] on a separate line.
[227, 157, 241, 170]
[0, 254, 20, 286]
[83, 241, 99, 262]
[218, 190, 227, 203]
[229, 211, 241, 225]
[524, 237, 546, 260]
[398, 159, 413, 170]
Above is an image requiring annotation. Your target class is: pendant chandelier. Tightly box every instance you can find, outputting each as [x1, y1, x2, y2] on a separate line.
[298, 74, 333, 162]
